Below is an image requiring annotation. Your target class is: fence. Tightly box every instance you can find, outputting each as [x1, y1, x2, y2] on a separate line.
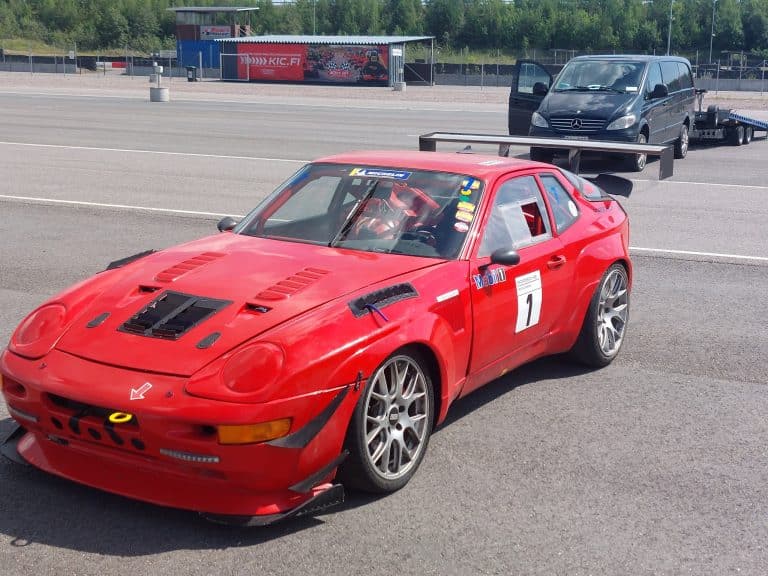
[1, 49, 766, 94]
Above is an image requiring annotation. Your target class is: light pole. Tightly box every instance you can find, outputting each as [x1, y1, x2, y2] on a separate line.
[709, 0, 718, 64]
[313, 1, 316, 36]
[666, 0, 674, 55]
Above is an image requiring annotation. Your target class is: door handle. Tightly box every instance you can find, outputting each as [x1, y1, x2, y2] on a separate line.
[547, 255, 567, 270]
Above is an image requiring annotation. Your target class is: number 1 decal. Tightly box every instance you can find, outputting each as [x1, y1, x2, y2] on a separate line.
[515, 270, 542, 333]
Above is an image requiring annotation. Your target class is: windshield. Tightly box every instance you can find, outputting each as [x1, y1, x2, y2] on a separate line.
[236, 163, 485, 259]
[554, 61, 645, 94]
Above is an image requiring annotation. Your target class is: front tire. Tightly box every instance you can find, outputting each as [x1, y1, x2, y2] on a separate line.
[570, 263, 630, 368]
[624, 132, 647, 172]
[338, 349, 434, 493]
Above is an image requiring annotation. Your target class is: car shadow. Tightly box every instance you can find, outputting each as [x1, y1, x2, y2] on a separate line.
[0, 356, 591, 553]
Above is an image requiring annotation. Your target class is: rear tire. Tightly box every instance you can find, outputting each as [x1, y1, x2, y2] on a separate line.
[728, 125, 744, 146]
[338, 348, 434, 493]
[530, 147, 554, 163]
[570, 263, 630, 368]
[624, 132, 647, 172]
[742, 126, 753, 145]
[674, 124, 689, 159]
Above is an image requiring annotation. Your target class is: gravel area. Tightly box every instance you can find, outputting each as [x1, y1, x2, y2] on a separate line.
[1, 70, 766, 114]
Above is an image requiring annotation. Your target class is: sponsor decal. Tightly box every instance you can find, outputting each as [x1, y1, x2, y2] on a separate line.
[200, 25, 231, 40]
[455, 210, 474, 223]
[460, 178, 481, 191]
[350, 168, 411, 180]
[453, 221, 470, 233]
[239, 54, 302, 67]
[457, 201, 475, 213]
[473, 267, 507, 289]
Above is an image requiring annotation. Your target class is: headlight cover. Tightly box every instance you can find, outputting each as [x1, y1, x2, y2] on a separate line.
[185, 342, 285, 404]
[531, 112, 549, 128]
[606, 114, 637, 131]
[10, 303, 68, 359]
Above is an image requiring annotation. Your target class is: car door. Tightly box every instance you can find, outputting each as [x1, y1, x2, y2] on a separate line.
[642, 62, 669, 144]
[464, 171, 573, 395]
[660, 60, 683, 143]
[508, 60, 553, 135]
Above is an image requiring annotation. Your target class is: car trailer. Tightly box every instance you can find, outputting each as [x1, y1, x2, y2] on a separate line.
[691, 89, 768, 146]
[418, 132, 674, 179]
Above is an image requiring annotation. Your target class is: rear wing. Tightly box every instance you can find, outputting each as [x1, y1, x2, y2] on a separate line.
[418, 132, 674, 179]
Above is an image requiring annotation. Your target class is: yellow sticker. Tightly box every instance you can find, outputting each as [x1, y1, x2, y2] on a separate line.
[455, 210, 474, 223]
[457, 201, 475, 213]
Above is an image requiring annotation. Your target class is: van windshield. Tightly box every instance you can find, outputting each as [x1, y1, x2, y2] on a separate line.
[554, 61, 646, 94]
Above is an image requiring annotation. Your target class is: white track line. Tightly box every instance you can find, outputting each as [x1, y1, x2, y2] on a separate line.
[0, 194, 243, 218]
[629, 246, 768, 262]
[2, 193, 766, 262]
[630, 178, 767, 190]
[0, 141, 307, 164]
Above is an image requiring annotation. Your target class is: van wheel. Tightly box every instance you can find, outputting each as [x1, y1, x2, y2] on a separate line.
[742, 126, 753, 145]
[674, 124, 689, 159]
[624, 133, 647, 172]
[530, 147, 554, 163]
[728, 125, 744, 146]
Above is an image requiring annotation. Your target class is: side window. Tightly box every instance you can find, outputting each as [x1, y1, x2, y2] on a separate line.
[660, 61, 681, 92]
[539, 174, 579, 233]
[677, 62, 693, 89]
[517, 62, 551, 94]
[478, 175, 551, 257]
[645, 63, 662, 97]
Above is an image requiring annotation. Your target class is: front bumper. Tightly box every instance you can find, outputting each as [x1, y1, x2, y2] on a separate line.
[1, 348, 358, 522]
[529, 125, 640, 144]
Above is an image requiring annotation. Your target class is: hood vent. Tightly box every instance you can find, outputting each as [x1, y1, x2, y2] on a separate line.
[254, 267, 330, 301]
[120, 291, 231, 340]
[155, 252, 225, 283]
[349, 283, 418, 318]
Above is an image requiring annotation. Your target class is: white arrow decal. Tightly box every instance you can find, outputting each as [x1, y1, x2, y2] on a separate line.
[130, 382, 153, 400]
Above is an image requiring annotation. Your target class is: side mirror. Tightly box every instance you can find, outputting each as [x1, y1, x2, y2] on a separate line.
[650, 83, 669, 99]
[217, 216, 238, 232]
[490, 248, 521, 266]
[533, 82, 549, 96]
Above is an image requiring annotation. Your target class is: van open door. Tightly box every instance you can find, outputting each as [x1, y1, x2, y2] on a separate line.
[508, 60, 553, 135]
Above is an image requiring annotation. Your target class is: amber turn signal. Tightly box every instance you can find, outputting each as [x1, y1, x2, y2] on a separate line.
[217, 418, 292, 445]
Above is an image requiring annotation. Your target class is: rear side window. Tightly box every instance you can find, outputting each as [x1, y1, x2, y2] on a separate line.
[646, 63, 663, 96]
[539, 174, 578, 233]
[661, 61, 681, 92]
[478, 175, 551, 256]
[677, 62, 693, 89]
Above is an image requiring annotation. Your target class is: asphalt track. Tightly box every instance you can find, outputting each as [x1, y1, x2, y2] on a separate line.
[0, 82, 767, 576]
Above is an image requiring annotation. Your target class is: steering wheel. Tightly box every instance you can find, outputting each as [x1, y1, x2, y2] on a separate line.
[401, 225, 437, 247]
[389, 183, 440, 214]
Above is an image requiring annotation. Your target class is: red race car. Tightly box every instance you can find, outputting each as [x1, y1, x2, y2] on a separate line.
[1, 148, 631, 525]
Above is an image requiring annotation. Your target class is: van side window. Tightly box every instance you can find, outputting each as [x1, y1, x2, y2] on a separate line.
[677, 62, 693, 89]
[646, 63, 663, 97]
[661, 61, 681, 92]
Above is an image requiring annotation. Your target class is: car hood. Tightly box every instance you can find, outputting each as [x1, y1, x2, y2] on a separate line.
[542, 91, 637, 120]
[55, 233, 440, 376]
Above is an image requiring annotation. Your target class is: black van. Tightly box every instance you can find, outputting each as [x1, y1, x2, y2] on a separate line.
[508, 55, 696, 171]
